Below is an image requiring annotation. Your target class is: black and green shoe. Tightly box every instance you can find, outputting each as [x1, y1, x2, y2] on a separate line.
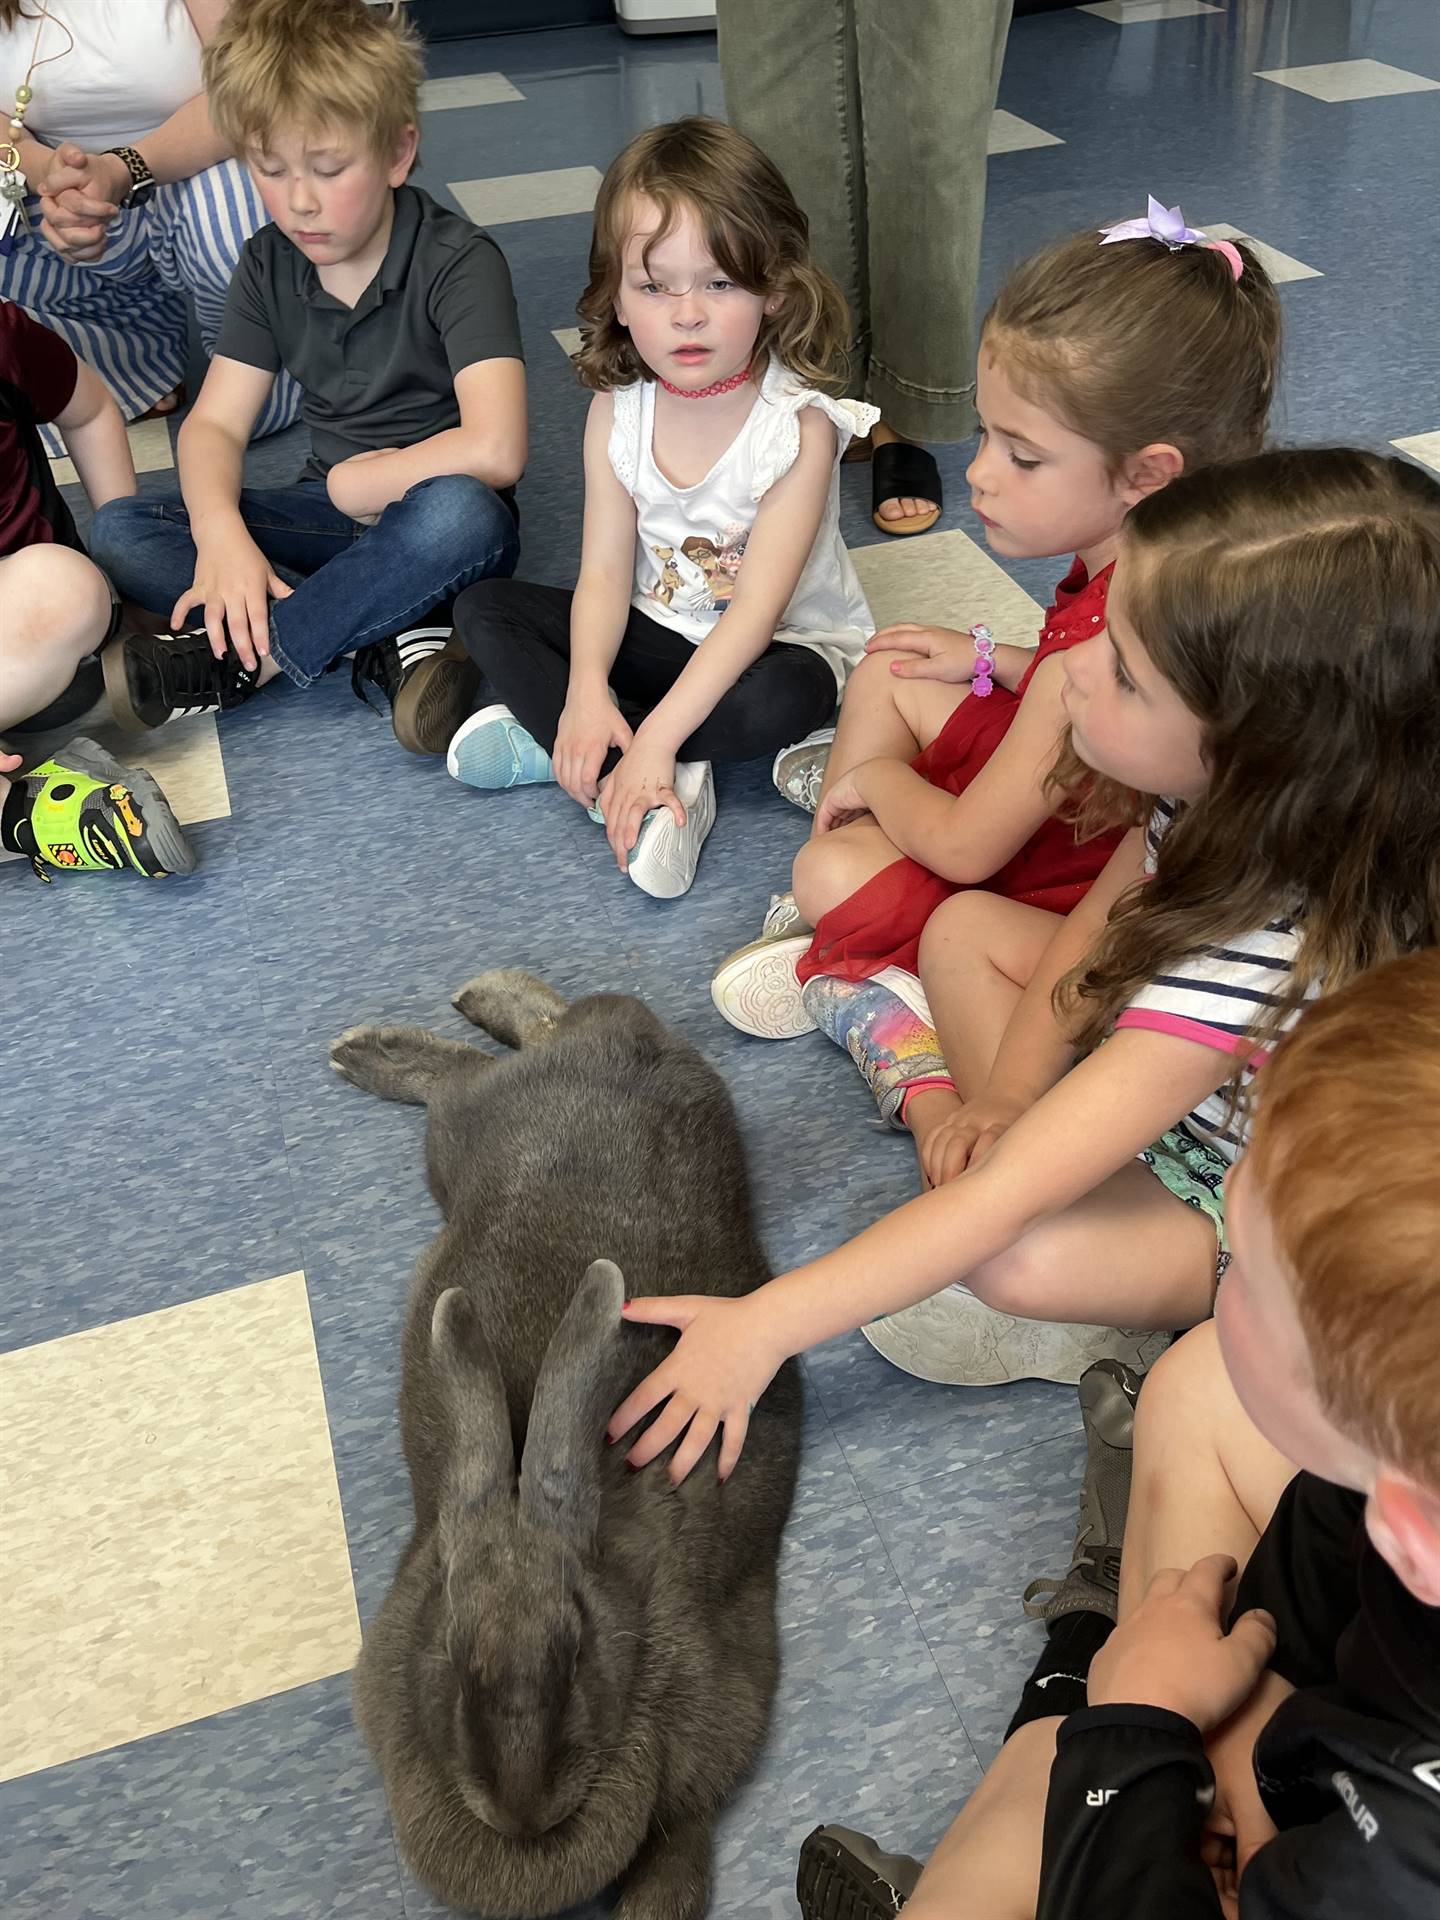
[0, 739, 196, 882]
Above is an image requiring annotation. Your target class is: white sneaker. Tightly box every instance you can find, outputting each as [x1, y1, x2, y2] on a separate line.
[772, 727, 835, 813]
[711, 932, 816, 1038]
[861, 1287, 1172, 1388]
[627, 759, 715, 899]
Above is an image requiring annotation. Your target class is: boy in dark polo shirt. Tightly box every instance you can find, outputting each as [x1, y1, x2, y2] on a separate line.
[89, 0, 527, 756]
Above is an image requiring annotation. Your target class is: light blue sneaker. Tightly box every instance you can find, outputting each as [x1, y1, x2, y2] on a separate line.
[446, 705, 555, 790]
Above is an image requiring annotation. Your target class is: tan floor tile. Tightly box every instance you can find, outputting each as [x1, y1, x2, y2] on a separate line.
[420, 71, 524, 111]
[87, 713, 232, 827]
[448, 165, 603, 227]
[552, 326, 584, 360]
[51, 416, 175, 490]
[849, 529, 1044, 652]
[1200, 220, 1321, 283]
[1393, 431, 1440, 474]
[1, 1272, 360, 1781]
[988, 108, 1064, 154]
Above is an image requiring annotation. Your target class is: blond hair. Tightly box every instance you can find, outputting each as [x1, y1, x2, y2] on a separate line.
[573, 117, 849, 393]
[204, 0, 423, 161]
[1247, 950, 1440, 1489]
[984, 224, 1282, 475]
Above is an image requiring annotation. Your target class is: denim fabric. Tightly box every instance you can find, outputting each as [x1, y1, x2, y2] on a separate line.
[718, 0, 1014, 441]
[90, 475, 521, 687]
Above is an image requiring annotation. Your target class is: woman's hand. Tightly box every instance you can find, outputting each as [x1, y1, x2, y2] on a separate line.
[597, 737, 681, 872]
[865, 622, 978, 683]
[813, 765, 871, 836]
[554, 692, 633, 807]
[607, 1293, 787, 1486]
[38, 143, 129, 261]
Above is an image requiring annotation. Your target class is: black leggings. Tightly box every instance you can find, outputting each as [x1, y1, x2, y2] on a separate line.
[453, 578, 839, 771]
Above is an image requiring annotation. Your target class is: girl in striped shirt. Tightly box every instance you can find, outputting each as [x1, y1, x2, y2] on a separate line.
[608, 446, 1440, 1476]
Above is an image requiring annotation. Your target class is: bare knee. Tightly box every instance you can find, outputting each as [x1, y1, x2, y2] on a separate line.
[792, 824, 883, 923]
[919, 889, 1010, 975]
[838, 647, 907, 719]
[969, 1232, 1058, 1320]
[0, 546, 112, 660]
[1132, 1322, 1224, 1461]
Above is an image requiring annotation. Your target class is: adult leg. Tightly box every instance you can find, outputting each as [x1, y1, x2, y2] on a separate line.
[0, 547, 115, 729]
[267, 475, 520, 685]
[854, 0, 1013, 445]
[148, 161, 303, 438]
[1119, 1322, 1297, 1619]
[718, 0, 866, 378]
[0, 210, 188, 449]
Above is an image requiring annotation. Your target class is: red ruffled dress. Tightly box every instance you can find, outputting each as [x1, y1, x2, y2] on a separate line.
[795, 559, 1124, 985]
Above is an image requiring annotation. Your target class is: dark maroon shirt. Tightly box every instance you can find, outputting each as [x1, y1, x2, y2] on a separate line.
[1, 299, 79, 555]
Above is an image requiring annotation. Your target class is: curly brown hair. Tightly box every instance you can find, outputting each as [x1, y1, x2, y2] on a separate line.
[572, 117, 849, 393]
[984, 224, 1283, 475]
[1054, 449, 1440, 1084]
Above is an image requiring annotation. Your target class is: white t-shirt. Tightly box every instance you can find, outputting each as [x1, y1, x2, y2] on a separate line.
[1114, 798, 1314, 1161]
[0, 1, 203, 154]
[607, 357, 878, 691]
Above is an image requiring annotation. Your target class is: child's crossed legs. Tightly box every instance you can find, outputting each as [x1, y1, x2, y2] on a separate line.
[894, 1324, 1297, 1919]
[792, 647, 965, 923]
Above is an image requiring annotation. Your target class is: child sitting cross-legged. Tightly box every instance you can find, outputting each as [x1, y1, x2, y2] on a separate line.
[88, 0, 526, 754]
[449, 117, 877, 899]
[797, 948, 1440, 1920]
[1, 299, 193, 881]
[711, 200, 1280, 1044]
[608, 445, 1440, 1436]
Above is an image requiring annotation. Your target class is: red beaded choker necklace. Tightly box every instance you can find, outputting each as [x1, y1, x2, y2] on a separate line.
[655, 362, 754, 400]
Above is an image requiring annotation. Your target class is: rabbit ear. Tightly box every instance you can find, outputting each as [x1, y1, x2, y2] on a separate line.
[432, 1288, 515, 1551]
[519, 1259, 626, 1547]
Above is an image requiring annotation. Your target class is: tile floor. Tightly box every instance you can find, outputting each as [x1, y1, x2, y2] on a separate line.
[5, 0, 1440, 1913]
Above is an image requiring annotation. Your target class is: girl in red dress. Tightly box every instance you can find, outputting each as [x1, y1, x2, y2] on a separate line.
[712, 207, 1282, 1166]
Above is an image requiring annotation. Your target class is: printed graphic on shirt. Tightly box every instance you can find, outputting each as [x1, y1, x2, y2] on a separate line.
[1333, 1770, 1379, 1842]
[643, 522, 750, 619]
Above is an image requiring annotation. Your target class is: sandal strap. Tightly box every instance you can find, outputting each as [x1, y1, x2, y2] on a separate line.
[871, 439, 944, 514]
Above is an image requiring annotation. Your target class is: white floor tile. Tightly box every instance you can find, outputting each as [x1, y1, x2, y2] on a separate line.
[1200, 220, 1322, 284]
[1, 1272, 360, 1781]
[988, 108, 1063, 155]
[1255, 59, 1440, 103]
[50, 415, 174, 490]
[847, 528, 1043, 653]
[1080, 0, 1222, 22]
[448, 165, 604, 227]
[420, 71, 524, 112]
[552, 326, 583, 360]
[1392, 431, 1440, 475]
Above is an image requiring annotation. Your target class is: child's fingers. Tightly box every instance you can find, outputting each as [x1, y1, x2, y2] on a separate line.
[717, 1404, 751, 1483]
[659, 785, 686, 828]
[625, 1395, 695, 1471]
[868, 622, 925, 647]
[667, 1408, 720, 1487]
[1228, 1608, 1278, 1671]
[1182, 1554, 1240, 1611]
[172, 587, 203, 629]
[267, 573, 293, 602]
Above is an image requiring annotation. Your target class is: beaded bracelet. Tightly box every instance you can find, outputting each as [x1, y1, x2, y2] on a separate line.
[970, 624, 996, 698]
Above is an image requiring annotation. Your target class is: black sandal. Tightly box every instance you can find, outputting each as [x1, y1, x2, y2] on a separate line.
[871, 438, 943, 537]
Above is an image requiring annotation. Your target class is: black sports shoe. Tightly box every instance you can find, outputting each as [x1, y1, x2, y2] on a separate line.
[102, 624, 262, 732]
[797, 1825, 921, 1918]
[350, 626, 480, 755]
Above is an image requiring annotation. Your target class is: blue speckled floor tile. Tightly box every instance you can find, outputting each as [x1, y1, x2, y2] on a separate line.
[9, 2, 1439, 1910]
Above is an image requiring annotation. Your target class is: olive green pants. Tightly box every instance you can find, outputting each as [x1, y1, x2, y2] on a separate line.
[718, 0, 1014, 442]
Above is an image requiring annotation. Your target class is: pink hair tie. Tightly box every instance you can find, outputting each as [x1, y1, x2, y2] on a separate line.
[1205, 239, 1245, 282]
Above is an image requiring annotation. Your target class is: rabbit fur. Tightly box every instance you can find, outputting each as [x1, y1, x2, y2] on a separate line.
[331, 972, 802, 1920]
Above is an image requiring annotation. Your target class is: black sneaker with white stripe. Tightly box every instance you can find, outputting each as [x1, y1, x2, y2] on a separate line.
[349, 626, 481, 755]
[102, 623, 262, 732]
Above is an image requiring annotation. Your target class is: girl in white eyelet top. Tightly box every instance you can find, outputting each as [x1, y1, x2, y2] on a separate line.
[452, 117, 877, 900]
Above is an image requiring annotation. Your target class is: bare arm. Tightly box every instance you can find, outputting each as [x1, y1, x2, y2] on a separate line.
[173, 355, 290, 661]
[324, 359, 528, 519]
[613, 1020, 1239, 1482]
[54, 359, 135, 509]
[825, 653, 1073, 883]
[867, 622, 1035, 694]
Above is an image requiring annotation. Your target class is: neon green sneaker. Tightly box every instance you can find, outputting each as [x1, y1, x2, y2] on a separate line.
[0, 738, 196, 882]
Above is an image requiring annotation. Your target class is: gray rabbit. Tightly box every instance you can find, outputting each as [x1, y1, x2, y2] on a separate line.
[330, 971, 802, 1919]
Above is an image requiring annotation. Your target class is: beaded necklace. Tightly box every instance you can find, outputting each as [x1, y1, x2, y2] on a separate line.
[2, 3, 75, 252]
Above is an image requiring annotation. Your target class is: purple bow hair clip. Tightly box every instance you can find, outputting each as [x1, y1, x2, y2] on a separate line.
[1100, 195, 1206, 251]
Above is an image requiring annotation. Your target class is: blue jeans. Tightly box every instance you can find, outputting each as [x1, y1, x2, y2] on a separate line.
[90, 474, 520, 687]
